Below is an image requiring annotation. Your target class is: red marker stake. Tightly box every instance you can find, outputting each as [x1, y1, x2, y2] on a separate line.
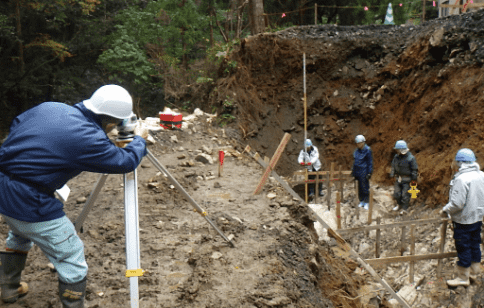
[218, 150, 225, 177]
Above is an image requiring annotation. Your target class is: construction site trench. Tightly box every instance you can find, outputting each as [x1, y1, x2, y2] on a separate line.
[3, 9, 484, 308]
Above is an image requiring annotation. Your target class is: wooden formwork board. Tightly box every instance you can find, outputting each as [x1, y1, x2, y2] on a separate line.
[365, 252, 458, 265]
[337, 218, 449, 235]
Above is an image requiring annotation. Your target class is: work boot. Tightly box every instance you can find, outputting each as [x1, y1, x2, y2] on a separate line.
[319, 190, 325, 197]
[470, 262, 481, 282]
[363, 203, 369, 210]
[392, 204, 400, 211]
[0, 251, 29, 303]
[59, 277, 87, 308]
[447, 265, 470, 287]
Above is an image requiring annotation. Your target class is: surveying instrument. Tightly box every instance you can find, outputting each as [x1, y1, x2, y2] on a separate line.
[74, 114, 235, 308]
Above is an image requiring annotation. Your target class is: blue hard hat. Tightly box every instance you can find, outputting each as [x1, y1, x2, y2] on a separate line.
[355, 135, 365, 143]
[455, 148, 476, 162]
[305, 139, 312, 147]
[394, 140, 408, 150]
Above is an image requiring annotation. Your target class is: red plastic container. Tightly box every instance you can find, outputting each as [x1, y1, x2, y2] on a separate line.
[159, 113, 183, 129]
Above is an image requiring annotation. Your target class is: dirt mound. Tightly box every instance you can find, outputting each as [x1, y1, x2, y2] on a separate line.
[212, 9, 484, 208]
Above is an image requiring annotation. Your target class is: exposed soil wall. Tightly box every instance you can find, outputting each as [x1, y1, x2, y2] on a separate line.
[212, 10, 484, 208]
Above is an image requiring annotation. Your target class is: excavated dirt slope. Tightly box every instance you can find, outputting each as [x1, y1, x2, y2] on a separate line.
[212, 9, 484, 208]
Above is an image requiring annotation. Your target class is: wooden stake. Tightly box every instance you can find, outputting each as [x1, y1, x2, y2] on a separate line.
[437, 220, 448, 278]
[305, 168, 308, 203]
[315, 170, 320, 203]
[376, 217, 381, 258]
[367, 188, 374, 232]
[336, 192, 341, 229]
[303, 53, 307, 147]
[400, 226, 406, 256]
[339, 165, 344, 201]
[253, 133, 291, 195]
[355, 180, 359, 221]
[409, 224, 416, 283]
[327, 162, 334, 210]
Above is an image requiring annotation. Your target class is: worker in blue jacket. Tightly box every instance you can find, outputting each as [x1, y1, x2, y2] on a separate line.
[0, 85, 148, 307]
[351, 135, 373, 210]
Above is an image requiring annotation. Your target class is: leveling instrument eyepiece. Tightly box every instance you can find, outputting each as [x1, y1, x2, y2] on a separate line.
[116, 113, 137, 142]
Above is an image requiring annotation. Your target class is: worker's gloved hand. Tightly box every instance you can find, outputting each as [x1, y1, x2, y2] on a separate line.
[134, 121, 149, 140]
[300, 162, 305, 166]
[366, 173, 372, 180]
[307, 162, 311, 166]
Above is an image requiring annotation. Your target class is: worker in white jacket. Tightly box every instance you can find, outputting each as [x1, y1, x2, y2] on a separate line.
[441, 148, 484, 287]
[298, 139, 324, 197]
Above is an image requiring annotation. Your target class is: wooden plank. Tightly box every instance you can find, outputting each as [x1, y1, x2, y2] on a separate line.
[376, 217, 381, 258]
[366, 252, 458, 265]
[368, 188, 374, 225]
[437, 220, 448, 278]
[264, 156, 270, 164]
[315, 166, 320, 203]
[293, 170, 352, 176]
[247, 147, 410, 308]
[253, 133, 291, 195]
[336, 192, 341, 229]
[338, 218, 449, 235]
[409, 224, 416, 283]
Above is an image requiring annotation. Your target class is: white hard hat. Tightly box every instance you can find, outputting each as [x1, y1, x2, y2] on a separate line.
[355, 135, 365, 143]
[83, 85, 133, 120]
[305, 139, 312, 147]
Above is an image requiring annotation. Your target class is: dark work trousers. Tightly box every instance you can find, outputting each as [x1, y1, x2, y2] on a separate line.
[453, 221, 482, 268]
[355, 175, 370, 203]
[394, 181, 411, 210]
[308, 173, 323, 194]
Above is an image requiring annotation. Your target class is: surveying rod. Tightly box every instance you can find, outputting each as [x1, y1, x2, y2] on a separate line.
[145, 148, 235, 248]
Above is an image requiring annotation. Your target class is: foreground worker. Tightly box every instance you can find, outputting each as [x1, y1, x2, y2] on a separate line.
[0, 85, 148, 307]
[298, 139, 324, 197]
[441, 148, 484, 287]
[351, 135, 373, 210]
[389, 140, 418, 214]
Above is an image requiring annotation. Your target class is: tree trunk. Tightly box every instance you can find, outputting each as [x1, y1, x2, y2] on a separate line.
[248, 0, 265, 35]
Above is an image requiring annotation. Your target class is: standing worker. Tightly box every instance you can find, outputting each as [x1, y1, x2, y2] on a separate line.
[441, 148, 484, 287]
[298, 139, 324, 198]
[0, 85, 149, 307]
[351, 135, 373, 210]
[389, 140, 418, 214]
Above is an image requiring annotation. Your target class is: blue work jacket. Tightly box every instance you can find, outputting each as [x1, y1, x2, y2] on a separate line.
[0, 102, 147, 222]
[352, 144, 373, 177]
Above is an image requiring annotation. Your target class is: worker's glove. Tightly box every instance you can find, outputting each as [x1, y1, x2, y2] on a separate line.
[366, 173, 372, 180]
[307, 162, 311, 166]
[300, 162, 305, 166]
[439, 210, 449, 219]
[134, 121, 149, 140]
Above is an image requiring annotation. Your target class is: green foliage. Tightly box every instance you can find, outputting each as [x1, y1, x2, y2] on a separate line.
[97, 28, 156, 84]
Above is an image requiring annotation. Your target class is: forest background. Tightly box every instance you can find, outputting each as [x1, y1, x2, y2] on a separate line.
[0, 0, 438, 134]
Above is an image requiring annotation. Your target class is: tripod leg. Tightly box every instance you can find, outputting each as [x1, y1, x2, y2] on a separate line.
[74, 174, 109, 233]
[124, 170, 141, 308]
[146, 149, 235, 248]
